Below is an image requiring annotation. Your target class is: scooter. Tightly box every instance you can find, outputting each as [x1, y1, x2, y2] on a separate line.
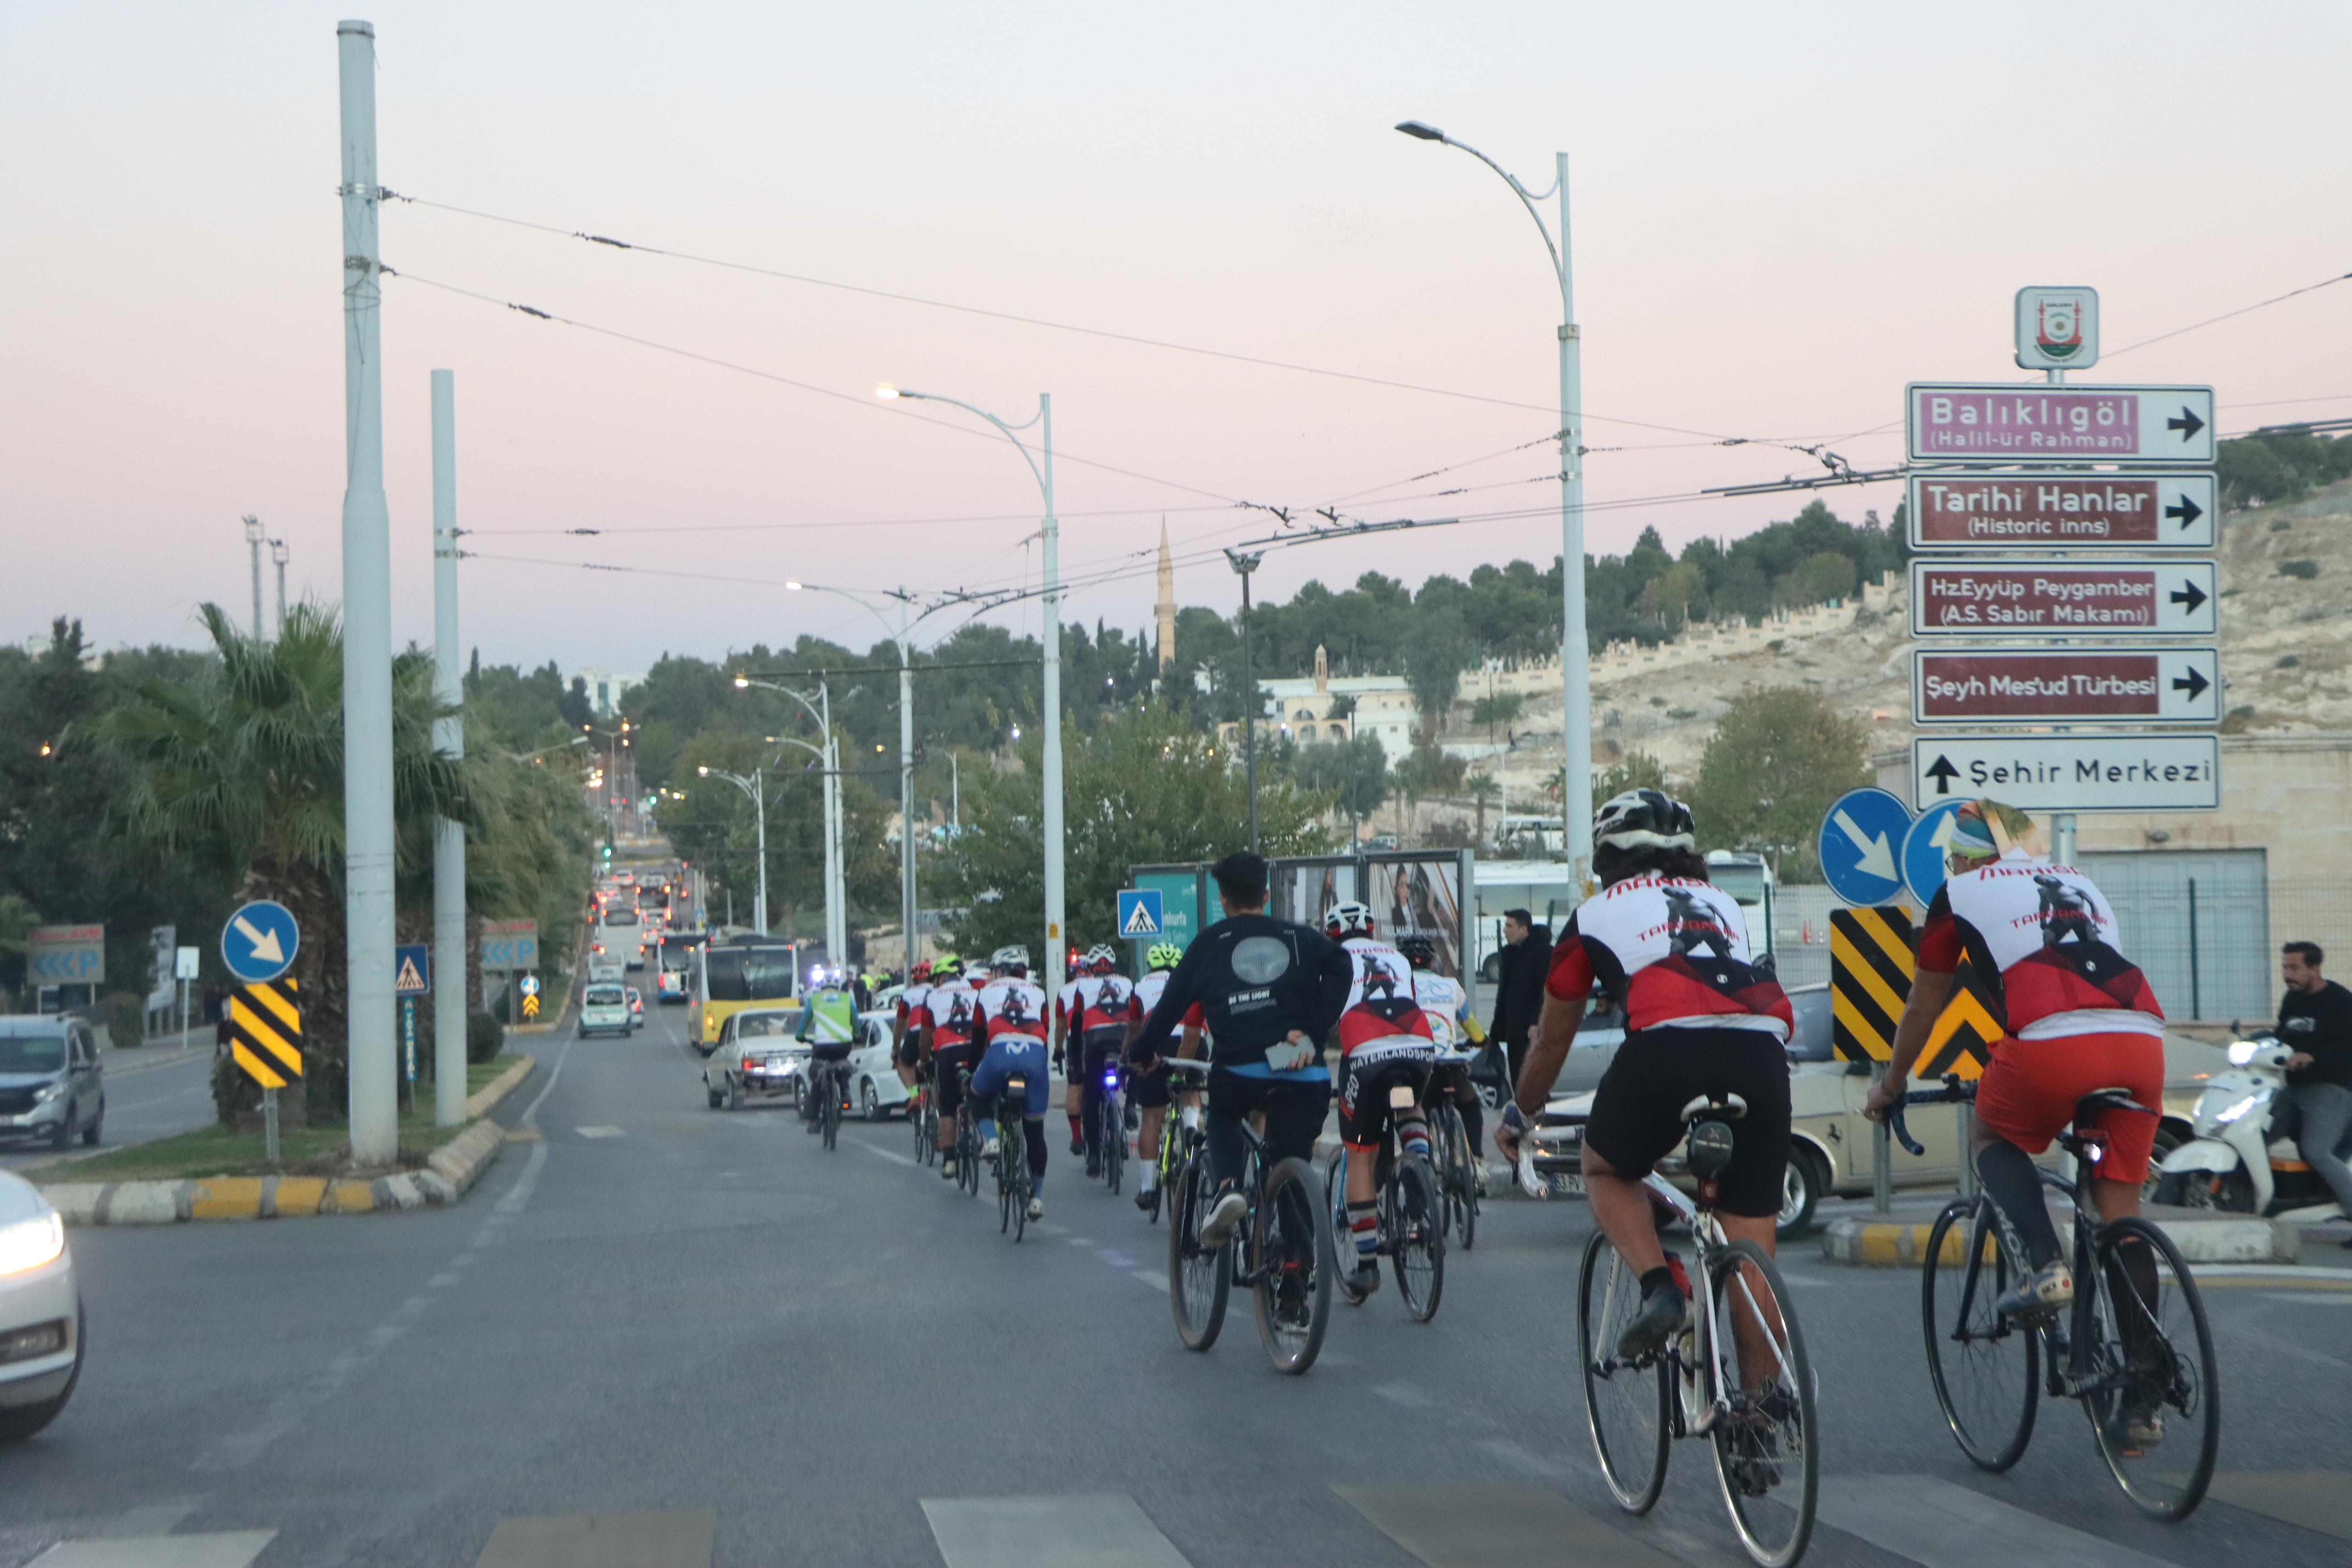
[2154, 1031, 2349, 1220]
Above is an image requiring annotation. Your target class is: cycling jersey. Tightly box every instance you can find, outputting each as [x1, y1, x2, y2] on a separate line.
[925, 981, 980, 1049]
[895, 982, 932, 1032]
[1917, 852, 2163, 1040]
[798, 987, 858, 1053]
[1409, 970, 1481, 1052]
[973, 978, 1051, 1044]
[1335, 935, 1435, 1059]
[1130, 912, 1351, 1073]
[1545, 874, 1792, 1040]
[1060, 974, 1136, 1035]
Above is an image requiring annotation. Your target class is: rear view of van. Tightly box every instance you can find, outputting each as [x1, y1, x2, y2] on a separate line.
[581, 983, 631, 1038]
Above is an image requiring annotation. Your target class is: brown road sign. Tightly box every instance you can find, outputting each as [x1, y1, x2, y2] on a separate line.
[229, 977, 304, 1089]
[1831, 908, 1913, 1064]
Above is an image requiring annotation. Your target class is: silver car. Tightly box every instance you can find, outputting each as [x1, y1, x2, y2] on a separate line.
[0, 1168, 80, 1441]
[0, 1017, 105, 1151]
[703, 1006, 805, 1109]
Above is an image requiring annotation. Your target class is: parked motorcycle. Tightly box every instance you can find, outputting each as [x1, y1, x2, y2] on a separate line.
[2154, 1031, 2348, 1219]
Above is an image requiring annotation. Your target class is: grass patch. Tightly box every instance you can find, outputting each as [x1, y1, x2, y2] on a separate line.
[23, 1057, 527, 1185]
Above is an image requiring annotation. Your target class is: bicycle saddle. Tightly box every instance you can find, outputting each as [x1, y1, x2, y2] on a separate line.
[1679, 1093, 1748, 1123]
[2075, 1087, 2154, 1119]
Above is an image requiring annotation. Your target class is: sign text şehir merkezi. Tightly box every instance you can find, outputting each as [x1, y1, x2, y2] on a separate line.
[1911, 735, 2220, 813]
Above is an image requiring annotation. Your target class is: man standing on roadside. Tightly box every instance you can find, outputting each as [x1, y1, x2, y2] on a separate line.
[1487, 909, 1553, 1090]
[2277, 941, 2352, 1240]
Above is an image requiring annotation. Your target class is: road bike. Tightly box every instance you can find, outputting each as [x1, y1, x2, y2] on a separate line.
[1097, 1055, 1127, 1195]
[1427, 1050, 1483, 1250]
[992, 1073, 1034, 1242]
[1578, 1093, 1820, 1568]
[810, 1056, 845, 1151]
[1324, 1094, 1446, 1323]
[1898, 1079, 2219, 1522]
[952, 1066, 983, 1198]
[1165, 1061, 1337, 1375]
[1141, 1063, 1205, 1224]
[911, 1071, 937, 1166]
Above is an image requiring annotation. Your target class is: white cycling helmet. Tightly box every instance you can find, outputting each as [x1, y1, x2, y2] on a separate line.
[1082, 944, 1119, 975]
[1594, 788, 1696, 853]
[1323, 900, 1374, 938]
[988, 944, 1031, 976]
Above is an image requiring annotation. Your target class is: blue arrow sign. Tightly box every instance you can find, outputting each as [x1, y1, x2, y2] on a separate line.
[221, 899, 300, 985]
[1901, 800, 1976, 907]
[394, 944, 431, 996]
[1817, 787, 1915, 907]
[1117, 888, 1164, 939]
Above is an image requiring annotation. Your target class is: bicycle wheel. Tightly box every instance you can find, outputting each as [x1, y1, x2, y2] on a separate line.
[822, 1074, 841, 1149]
[1252, 1157, 1334, 1375]
[1922, 1198, 2037, 1471]
[1011, 1162, 1029, 1243]
[1102, 1088, 1125, 1194]
[1389, 1154, 1445, 1324]
[1703, 1238, 1818, 1568]
[1168, 1155, 1229, 1351]
[1577, 1229, 1670, 1515]
[1446, 1111, 1479, 1251]
[959, 1114, 981, 1197]
[915, 1094, 933, 1163]
[2083, 1216, 2219, 1521]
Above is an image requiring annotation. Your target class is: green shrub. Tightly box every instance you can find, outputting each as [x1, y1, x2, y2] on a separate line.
[2278, 654, 2301, 669]
[467, 1009, 505, 1064]
[2279, 559, 2319, 579]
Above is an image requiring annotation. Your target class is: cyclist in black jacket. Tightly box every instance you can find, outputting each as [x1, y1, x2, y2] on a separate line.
[1130, 851, 1354, 1247]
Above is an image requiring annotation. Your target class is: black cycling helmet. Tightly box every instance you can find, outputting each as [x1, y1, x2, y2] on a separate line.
[1396, 934, 1437, 969]
[1593, 787, 1696, 853]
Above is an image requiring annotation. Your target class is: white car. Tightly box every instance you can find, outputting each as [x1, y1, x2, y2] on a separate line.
[0, 1169, 80, 1442]
[704, 1006, 806, 1109]
[844, 1011, 912, 1121]
[580, 982, 633, 1038]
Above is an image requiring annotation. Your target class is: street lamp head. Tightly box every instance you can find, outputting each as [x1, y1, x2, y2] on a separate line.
[697, 765, 710, 777]
[874, 385, 900, 400]
[784, 581, 803, 591]
[733, 674, 750, 689]
[1395, 120, 1447, 143]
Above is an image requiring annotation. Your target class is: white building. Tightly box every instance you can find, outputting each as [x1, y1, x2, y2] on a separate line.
[1217, 645, 1420, 761]
[575, 668, 642, 719]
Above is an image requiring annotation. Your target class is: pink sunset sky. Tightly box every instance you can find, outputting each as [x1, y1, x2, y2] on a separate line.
[5, 0, 2347, 673]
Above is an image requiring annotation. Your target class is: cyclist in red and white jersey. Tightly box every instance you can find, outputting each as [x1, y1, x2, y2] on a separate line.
[922, 957, 982, 1178]
[893, 960, 933, 1093]
[1325, 900, 1437, 1298]
[1401, 934, 1491, 1171]
[1123, 941, 1200, 1212]
[1866, 800, 2167, 1438]
[1496, 790, 1794, 1359]
[1057, 945, 1136, 1177]
[970, 945, 1052, 1221]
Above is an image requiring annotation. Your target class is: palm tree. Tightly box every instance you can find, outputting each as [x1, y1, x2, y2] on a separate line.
[96, 603, 473, 1124]
[1465, 773, 1502, 848]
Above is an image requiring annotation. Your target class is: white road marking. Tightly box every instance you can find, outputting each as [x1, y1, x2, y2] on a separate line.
[472, 1508, 715, 1568]
[1132, 1269, 1170, 1291]
[860, 1141, 919, 1166]
[575, 1126, 625, 1139]
[28, 1534, 276, 1568]
[2261, 1290, 2352, 1306]
[922, 1494, 1192, 1568]
[1816, 1474, 2182, 1568]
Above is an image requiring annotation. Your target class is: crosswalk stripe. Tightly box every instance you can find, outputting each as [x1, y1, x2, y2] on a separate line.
[28, 1533, 276, 1568]
[2207, 1471, 2352, 1541]
[574, 1126, 626, 1139]
[472, 1509, 714, 1568]
[1336, 1483, 1681, 1568]
[922, 1493, 1192, 1568]
[1816, 1475, 2181, 1568]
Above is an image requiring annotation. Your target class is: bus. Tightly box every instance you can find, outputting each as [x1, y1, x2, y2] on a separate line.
[689, 935, 801, 1048]
[1703, 849, 1776, 967]
[598, 905, 647, 970]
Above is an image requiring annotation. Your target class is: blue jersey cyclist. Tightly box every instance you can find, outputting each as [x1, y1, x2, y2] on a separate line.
[970, 944, 1053, 1222]
[1129, 851, 1354, 1249]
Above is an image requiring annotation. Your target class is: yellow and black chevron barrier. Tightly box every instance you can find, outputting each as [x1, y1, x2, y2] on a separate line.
[1830, 907, 1912, 1064]
[1920, 965, 2000, 1081]
[229, 978, 304, 1088]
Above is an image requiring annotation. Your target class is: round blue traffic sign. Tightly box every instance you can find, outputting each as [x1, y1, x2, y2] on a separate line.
[1816, 787, 1914, 907]
[1900, 800, 1975, 907]
[221, 899, 300, 984]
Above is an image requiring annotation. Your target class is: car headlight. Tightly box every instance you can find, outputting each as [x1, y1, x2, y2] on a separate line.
[0, 1212, 66, 1277]
[32, 1080, 66, 1104]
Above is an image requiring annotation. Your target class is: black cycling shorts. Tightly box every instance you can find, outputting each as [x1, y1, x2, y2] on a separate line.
[933, 1043, 980, 1124]
[807, 1041, 854, 1063]
[1126, 1056, 1171, 1109]
[1583, 1026, 1792, 1219]
[1336, 1047, 1434, 1151]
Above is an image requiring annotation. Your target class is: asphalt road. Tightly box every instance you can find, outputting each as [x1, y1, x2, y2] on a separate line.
[0, 1047, 215, 1174]
[5, 997, 2350, 1568]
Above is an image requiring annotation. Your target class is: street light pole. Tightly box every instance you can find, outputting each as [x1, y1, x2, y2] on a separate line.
[244, 515, 265, 641]
[876, 384, 1062, 1001]
[271, 539, 290, 636]
[700, 765, 770, 934]
[429, 369, 467, 1128]
[735, 676, 846, 966]
[1225, 549, 1264, 853]
[1397, 121, 1591, 880]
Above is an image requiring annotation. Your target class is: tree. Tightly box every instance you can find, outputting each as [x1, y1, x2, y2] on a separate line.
[1596, 750, 1670, 799]
[1469, 691, 1523, 741]
[932, 704, 1331, 957]
[1404, 607, 1474, 733]
[1464, 773, 1501, 846]
[1684, 689, 1867, 880]
[1777, 550, 1857, 608]
[1389, 739, 1466, 833]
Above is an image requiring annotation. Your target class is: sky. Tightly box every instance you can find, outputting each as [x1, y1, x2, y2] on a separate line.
[5, 0, 2348, 677]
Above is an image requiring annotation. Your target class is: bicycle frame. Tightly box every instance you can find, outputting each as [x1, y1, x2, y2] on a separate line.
[1626, 1174, 1802, 1439]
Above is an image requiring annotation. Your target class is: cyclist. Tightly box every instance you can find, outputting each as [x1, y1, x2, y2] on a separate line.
[1124, 940, 1199, 1213]
[1324, 900, 1438, 1298]
[1401, 933, 1491, 1173]
[1131, 851, 1354, 1249]
[796, 976, 859, 1134]
[1058, 944, 1136, 1176]
[893, 960, 933, 1094]
[970, 945, 1052, 1221]
[922, 955, 981, 1177]
[1861, 799, 2169, 1443]
[1494, 789, 1794, 1361]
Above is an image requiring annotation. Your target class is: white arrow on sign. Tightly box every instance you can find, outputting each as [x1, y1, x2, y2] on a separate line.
[232, 914, 285, 966]
[1832, 809, 1900, 883]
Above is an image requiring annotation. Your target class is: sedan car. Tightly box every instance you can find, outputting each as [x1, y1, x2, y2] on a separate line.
[625, 987, 645, 1029]
[0, 1016, 105, 1151]
[843, 1011, 913, 1121]
[703, 1006, 806, 1109]
[0, 1168, 80, 1442]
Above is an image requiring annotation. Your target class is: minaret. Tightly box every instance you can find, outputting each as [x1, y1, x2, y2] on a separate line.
[1154, 521, 1176, 671]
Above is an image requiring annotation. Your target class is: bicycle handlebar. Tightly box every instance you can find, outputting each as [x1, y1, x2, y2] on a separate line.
[1883, 1075, 1975, 1159]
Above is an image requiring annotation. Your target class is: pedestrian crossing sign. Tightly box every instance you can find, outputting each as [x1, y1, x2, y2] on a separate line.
[1117, 889, 1163, 938]
[394, 943, 430, 996]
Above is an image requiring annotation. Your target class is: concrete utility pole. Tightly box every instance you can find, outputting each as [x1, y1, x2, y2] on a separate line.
[1397, 124, 1591, 881]
[430, 369, 467, 1127]
[339, 18, 399, 1166]
[898, 596, 918, 978]
[244, 515, 266, 640]
[271, 539, 289, 636]
[1225, 549, 1265, 852]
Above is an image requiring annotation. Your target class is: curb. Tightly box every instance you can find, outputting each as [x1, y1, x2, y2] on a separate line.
[41, 1054, 535, 1228]
[1820, 1207, 2301, 1267]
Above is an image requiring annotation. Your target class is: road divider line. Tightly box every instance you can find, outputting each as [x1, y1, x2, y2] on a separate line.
[1816, 1473, 2181, 1568]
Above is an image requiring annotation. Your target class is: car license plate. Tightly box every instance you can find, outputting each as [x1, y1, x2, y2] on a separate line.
[1388, 1083, 1417, 1109]
[1550, 1173, 1586, 1196]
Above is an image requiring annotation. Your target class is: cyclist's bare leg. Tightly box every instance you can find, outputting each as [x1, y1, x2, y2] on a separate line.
[1137, 1105, 1166, 1171]
[1582, 1143, 1668, 1277]
[1715, 1210, 1786, 1393]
